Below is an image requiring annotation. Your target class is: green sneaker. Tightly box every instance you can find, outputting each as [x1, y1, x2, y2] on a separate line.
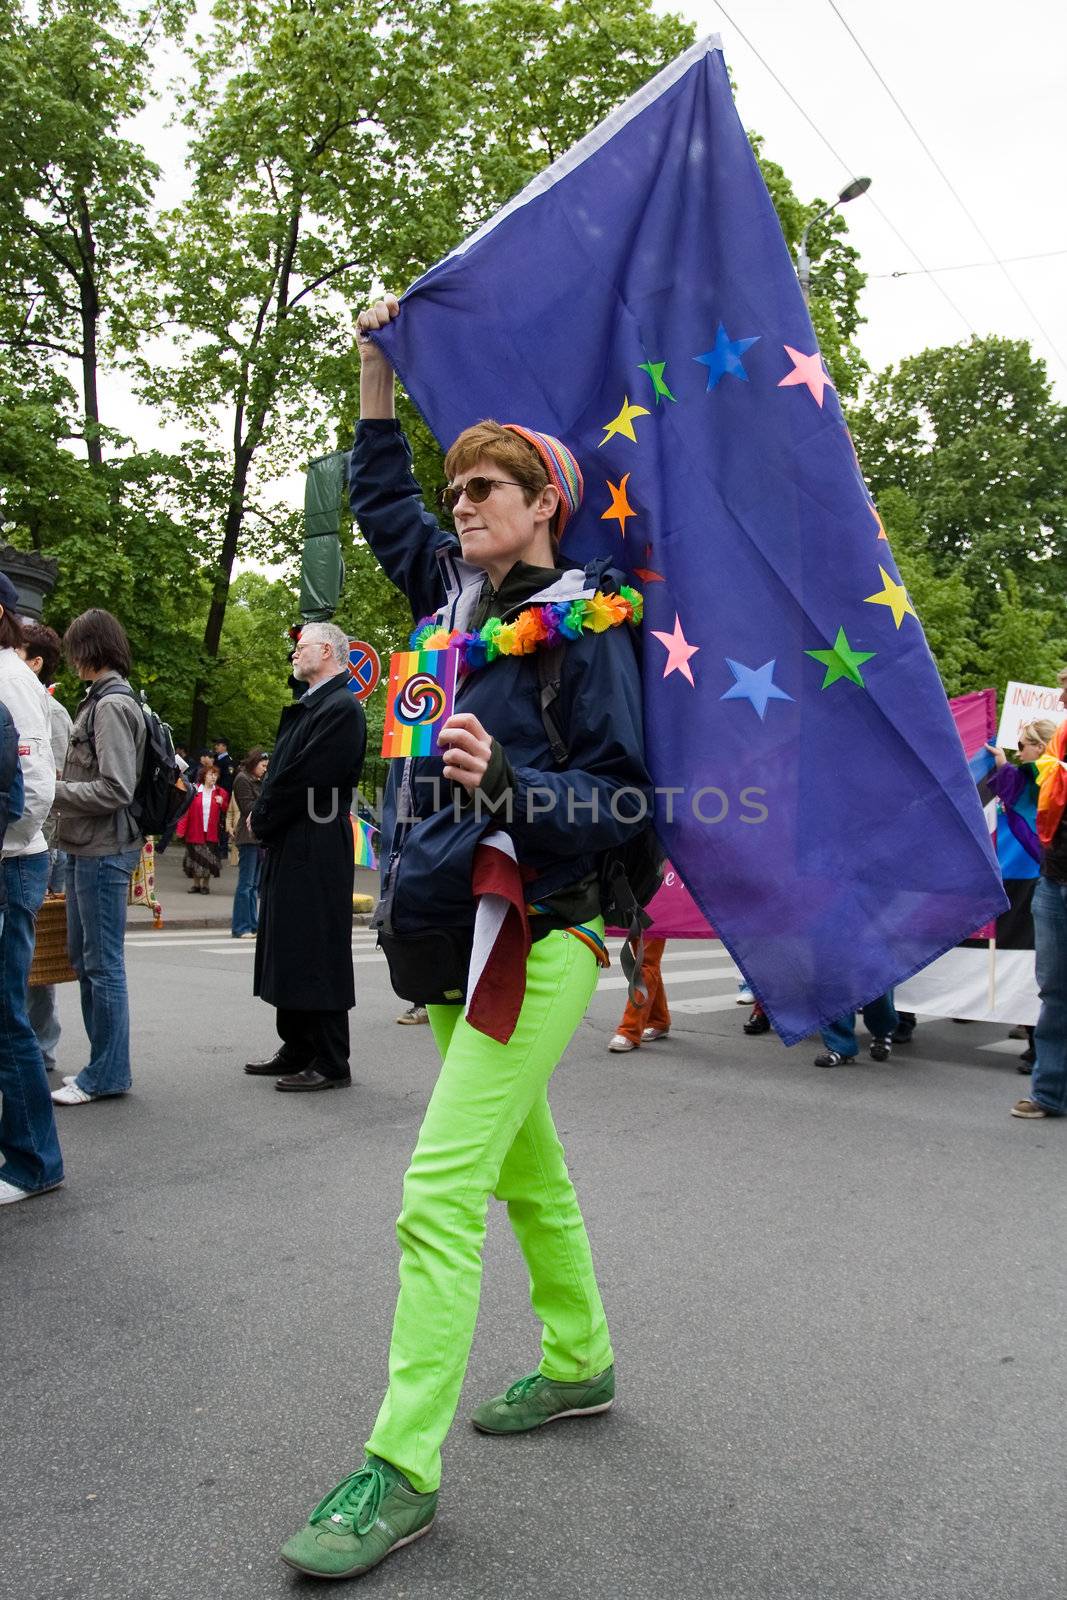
[471, 1365, 615, 1435]
[279, 1456, 436, 1580]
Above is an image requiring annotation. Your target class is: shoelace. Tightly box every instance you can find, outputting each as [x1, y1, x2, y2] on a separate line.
[503, 1373, 545, 1405]
[309, 1465, 390, 1536]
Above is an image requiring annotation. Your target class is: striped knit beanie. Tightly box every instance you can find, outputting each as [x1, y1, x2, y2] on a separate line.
[502, 424, 584, 543]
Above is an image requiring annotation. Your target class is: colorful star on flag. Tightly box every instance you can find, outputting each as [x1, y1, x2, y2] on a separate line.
[634, 545, 664, 582]
[637, 359, 676, 403]
[864, 566, 916, 629]
[720, 657, 794, 720]
[651, 613, 699, 685]
[778, 346, 835, 407]
[599, 395, 651, 446]
[694, 322, 760, 390]
[805, 627, 875, 689]
[601, 473, 636, 536]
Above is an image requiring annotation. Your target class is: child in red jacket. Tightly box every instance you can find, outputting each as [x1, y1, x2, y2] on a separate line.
[176, 762, 229, 894]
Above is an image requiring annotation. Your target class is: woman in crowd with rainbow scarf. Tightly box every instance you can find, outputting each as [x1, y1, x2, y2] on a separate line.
[1012, 668, 1067, 1121]
[279, 295, 652, 1582]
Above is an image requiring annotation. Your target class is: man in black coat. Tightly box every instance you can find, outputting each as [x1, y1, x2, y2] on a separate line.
[245, 622, 366, 1091]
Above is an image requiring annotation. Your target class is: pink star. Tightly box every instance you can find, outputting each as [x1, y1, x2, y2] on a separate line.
[778, 345, 835, 407]
[651, 613, 700, 686]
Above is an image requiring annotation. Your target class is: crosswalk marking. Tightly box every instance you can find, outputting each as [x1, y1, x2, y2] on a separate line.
[976, 1037, 1032, 1057]
[595, 966, 739, 993]
[666, 994, 752, 1015]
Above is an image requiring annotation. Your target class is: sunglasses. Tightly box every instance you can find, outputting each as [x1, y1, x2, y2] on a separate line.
[437, 476, 523, 513]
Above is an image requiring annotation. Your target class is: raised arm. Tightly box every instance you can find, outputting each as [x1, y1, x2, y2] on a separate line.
[349, 294, 458, 622]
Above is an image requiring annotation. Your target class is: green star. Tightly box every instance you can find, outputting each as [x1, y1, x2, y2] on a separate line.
[805, 626, 875, 689]
[638, 359, 676, 403]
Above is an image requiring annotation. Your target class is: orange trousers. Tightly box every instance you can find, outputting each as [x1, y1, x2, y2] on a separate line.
[615, 937, 671, 1045]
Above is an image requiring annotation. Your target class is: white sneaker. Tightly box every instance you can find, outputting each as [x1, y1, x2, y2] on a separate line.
[641, 1027, 670, 1042]
[0, 1176, 62, 1205]
[62, 1074, 79, 1086]
[609, 1034, 636, 1052]
[736, 981, 754, 1005]
[51, 1082, 94, 1105]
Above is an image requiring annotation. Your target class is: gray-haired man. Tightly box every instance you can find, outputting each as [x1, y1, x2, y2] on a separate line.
[245, 622, 367, 1090]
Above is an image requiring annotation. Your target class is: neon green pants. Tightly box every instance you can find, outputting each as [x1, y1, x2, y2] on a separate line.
[365, 925, 614, 1493]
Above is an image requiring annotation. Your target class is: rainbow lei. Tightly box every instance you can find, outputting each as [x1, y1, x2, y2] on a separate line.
[409, 587, 644, 674]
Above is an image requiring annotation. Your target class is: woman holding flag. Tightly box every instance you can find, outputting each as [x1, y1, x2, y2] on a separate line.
[279, 296, 652, 1581]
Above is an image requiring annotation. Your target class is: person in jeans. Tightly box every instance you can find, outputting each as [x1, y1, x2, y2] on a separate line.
[814, 992, 899, 1067]
[19, 622, 73, 1075]
[50, 610, 145, 1107]
[0, 579, 63, 1203]
[230, 748, 266, 937]
[1013, 668, 1067, 1120]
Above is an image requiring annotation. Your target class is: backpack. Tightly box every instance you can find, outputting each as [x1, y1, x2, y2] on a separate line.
[87, 682, 192, 838]
[536, 645, 665, 1002]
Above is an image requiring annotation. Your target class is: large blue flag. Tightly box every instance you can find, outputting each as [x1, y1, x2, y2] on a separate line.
[371, 34, 1005, 1044]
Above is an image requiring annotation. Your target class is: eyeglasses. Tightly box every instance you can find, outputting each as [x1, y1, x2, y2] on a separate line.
[292, 639, 325, 655]
[437, 476, 524, 513]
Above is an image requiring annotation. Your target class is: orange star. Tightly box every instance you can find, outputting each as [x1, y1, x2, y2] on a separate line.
[601, 473, 636, 537]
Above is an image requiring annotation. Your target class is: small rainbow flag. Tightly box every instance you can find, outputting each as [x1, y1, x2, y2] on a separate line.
[352, 815, 377, 869]
[381, 646, 457, 759]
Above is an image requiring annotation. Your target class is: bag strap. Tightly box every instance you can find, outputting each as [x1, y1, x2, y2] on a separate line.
[85, 680, 139, 753]
[536, 644, 569, 765]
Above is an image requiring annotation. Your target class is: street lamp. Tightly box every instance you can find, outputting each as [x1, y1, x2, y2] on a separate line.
[797, 176, 872, 304]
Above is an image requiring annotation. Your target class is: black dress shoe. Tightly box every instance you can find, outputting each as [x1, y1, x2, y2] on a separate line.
[244, 1053, 302, 1076]
[274, 1068, 352, 1092]
[743, 1009, 771, 1035]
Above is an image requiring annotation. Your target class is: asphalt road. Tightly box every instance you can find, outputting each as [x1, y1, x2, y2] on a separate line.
[2, 929, 1064, 1600]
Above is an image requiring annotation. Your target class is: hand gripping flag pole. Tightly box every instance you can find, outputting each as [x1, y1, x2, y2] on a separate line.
[370, 34, 1005, 1044]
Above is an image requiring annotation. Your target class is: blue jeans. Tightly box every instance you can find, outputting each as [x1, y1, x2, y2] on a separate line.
[0, 854, 63, 1193]
[1031, 877, 1067, 1115]
[821, 992, 898, 1058]
[27, 983, 61, 1069]
[231, 843, 261, 936]
[66, 848, 140, 1097]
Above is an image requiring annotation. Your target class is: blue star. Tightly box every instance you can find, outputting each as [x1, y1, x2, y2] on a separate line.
[694, 322, 761, 390]
[720, 658, 794, 720]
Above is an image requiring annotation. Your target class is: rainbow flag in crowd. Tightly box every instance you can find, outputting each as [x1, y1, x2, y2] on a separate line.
[381, 647, 457, 759]
[352, 815, 378, 869]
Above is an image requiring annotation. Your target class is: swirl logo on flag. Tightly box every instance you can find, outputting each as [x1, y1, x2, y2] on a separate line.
[382, 646, 458, 759]
[395, 672, 448, 726]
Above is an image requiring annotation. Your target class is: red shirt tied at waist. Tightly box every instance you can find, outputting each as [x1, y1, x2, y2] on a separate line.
[176, 784, 229, 845]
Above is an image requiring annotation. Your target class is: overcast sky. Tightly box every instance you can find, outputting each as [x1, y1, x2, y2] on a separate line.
[108, 0, 1066, 479]
[666, 0, 1066, 392]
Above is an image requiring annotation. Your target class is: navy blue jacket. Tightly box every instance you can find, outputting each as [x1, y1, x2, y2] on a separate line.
[350, 419, 653, 935]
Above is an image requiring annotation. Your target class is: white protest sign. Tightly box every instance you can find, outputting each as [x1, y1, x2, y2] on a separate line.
[995, 680, 1066, 749]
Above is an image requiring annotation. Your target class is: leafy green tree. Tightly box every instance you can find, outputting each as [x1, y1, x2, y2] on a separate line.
[141, 0, 697, 748]
[207, 571, 301, 755]
[850, 336, 1067, 609]
[0, 0, 186, 467]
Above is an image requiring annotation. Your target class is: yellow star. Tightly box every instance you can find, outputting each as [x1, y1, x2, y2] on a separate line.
[599, 395, 650, 447]
[863, 565, 916, 629]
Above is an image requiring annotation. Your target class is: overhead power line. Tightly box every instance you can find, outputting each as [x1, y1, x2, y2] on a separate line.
[710, 0, 975, 334]
[823, 0, 1067, 374]
[874, 247, 1067, 279]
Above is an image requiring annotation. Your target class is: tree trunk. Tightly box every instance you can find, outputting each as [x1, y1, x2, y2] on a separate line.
[76, 193, 103, 472]
[188, 448, 254, 751]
